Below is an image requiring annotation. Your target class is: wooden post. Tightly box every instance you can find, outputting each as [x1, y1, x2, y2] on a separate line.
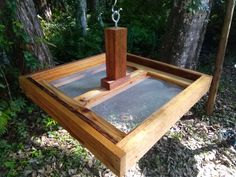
[101, 27, 128, 90]
[206, 0, 235, 115]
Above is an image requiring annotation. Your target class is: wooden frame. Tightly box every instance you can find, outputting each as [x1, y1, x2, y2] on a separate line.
[19, 53, 212, 176]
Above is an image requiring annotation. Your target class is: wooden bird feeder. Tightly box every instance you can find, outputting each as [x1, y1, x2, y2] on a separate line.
[20, 26, 212, 176]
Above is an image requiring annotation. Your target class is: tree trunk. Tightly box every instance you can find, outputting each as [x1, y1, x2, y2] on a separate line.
[159, 0, 213, 69]
[77, 0, 87, 36]
[88, 0, 99, 11]
[16, 0, 53, 68]
[0, 0, 5, 9]
[33, 0, 52, 21]
[88, 0, 104, 27]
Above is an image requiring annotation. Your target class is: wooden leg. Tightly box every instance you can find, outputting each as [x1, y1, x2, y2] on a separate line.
[206, 0, 235, 115]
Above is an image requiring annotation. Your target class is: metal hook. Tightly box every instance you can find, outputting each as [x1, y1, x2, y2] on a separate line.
[112, 0, 122, 27]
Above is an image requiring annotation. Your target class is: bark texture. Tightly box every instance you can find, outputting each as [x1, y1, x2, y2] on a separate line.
[77, 0, 87, 36]
[159, 0, 213, 69]
[34, 0, 52, 21]
[16, 0, 53, 67]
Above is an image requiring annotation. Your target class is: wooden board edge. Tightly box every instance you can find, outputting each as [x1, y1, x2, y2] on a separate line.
[19, 75, 126, 176]
[80, 110, 127, 142]
[39, 80, 127, 142]
[75, 70, 147, 108]
[116, 75, 212, 170]
[127, 53, 211, 80]
[127, 61, 192, 88]
[32, 53, 106, 81]
[27, 78, 126, 143]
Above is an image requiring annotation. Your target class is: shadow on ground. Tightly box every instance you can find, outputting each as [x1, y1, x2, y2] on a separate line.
[139, 137, 199, 177]
[139, 135, 236, 177]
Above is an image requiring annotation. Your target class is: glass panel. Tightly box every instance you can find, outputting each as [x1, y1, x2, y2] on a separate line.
[91, 78, 183, 133]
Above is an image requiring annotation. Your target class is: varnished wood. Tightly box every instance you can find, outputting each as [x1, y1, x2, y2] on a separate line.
[105, 27, 127, 80]
[19, 76, 127, 176]
[101, 75, 130, 90]
[127, 53, 203, 81]
[52, 74, 87, 87]
[75, 70, 147, 108]
[117, 75, 212, 171]
[41, 80, 126, 142]
[127, 62, 193, 88]
[78, 108, 126, 141]
[41, 80, 82, 109]
[207, 0, 235, 115]
[20, 53, 212, 176]
[32, 53, 105, 82]
[101, 27, 128, 90]
[27, 77, 124, 144]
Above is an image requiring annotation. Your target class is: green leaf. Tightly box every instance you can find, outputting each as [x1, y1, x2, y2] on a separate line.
[0, 111, 9, 136]
[4, 160, 16, 169]
[0, 83, 5, 88]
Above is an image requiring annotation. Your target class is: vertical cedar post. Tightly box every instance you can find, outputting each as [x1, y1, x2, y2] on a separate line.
[206, 0, 235, 115]
[101, 27, 128, 90]
[105, 27, 127, 80]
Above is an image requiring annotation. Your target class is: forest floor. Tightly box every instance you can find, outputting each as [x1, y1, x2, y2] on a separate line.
[0, 54, 235, 177]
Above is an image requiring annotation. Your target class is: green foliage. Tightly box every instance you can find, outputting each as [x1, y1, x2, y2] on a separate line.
[4, 160, 17, 177]
[203, 0, 234, 51]
[16, 120, 29, 140]
[0, 24, 12, 50]
[0, 0, 46, 72]
[42, 115, 58, 131]
[40, 8, 104, 63]
[1, 0, 18, 52]
[121, 0, 171, 57]
[0, 111, 9, 136]
[38, 0, 173, 61]
[0, 97, 26, 136]
[0, 0, 44, 136]
[23, 51, 40, 70]
[31, 149, 43, 158]
[127, 25, 158, 56]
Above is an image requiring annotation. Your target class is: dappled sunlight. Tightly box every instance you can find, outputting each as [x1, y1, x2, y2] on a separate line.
[11, 119, 235, 177]
[138, 119, 236, 177]
[7, 128, 104, 176]
[3, 108, 236, 177]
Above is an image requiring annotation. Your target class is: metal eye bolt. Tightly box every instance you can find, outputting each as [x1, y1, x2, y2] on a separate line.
[112, 0, 122, 27]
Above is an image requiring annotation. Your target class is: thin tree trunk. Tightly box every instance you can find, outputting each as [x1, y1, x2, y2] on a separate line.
[0, 0, 5, 9]
[88, 0, 99, 19]
[34, 0, 52, 21]
[16, 0, 53, 68]
[88, 0, 99, 11]
[88, 0, 104, 27]
[207, 0, 235, 115]
[159, 0, 213, 69]
[77, 0, 87, 36]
